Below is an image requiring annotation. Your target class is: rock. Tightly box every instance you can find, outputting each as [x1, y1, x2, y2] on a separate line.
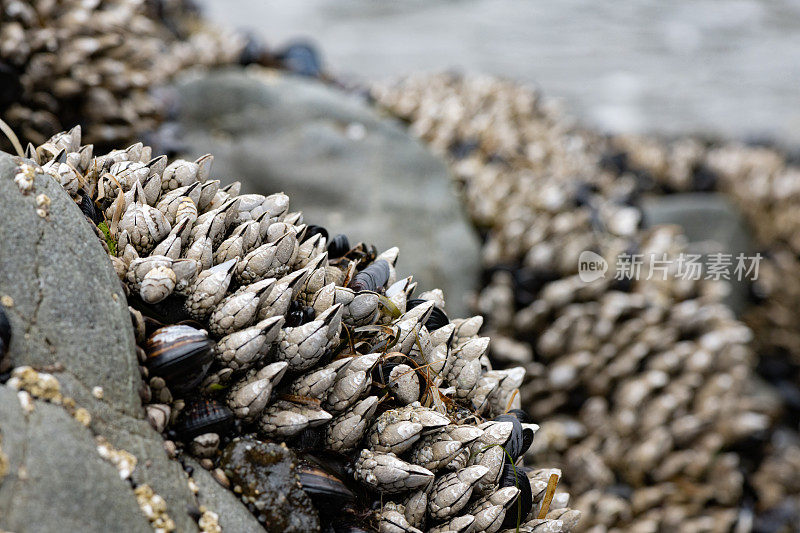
[187, 458, 265, 532]
[0, 152, 139, 415]
[640, 192, 755, 314]
[220, 437, 320, 533]
[168, 68, 480, 317]
[0, 152, 259, 532]
[0, 385, 153, 532]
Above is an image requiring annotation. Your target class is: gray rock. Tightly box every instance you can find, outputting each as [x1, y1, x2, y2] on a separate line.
[641, 192, 755, 314]
[0, 385, 152, 533]
[169, 68, 480, 317]
[0, 152, 139, 416]
[0, 152, 261, 532]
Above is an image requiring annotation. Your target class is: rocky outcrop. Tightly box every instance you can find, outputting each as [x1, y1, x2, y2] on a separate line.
[0, 151, 261, 532]
[165, 68, 481, 317]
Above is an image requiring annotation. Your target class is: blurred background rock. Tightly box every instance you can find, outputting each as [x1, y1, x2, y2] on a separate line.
[200, 0, 800, 148]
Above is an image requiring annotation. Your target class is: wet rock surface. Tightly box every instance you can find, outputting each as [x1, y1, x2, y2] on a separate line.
[0, 151, 264, 532]
[220, 437, 320, 533]
[166, 67, 480, 317]
[188, 457, 266, 532]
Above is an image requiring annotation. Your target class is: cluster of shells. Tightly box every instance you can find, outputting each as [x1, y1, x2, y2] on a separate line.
[22, 125, 580, 533]
[605, 133, 800, 385]
[372, 73, 799, 531]
[0, 0, 244, 150]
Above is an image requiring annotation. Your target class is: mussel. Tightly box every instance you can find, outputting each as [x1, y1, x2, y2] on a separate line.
[305, 224, 329, 243]
[349, 260, 390, 292]
[173, 398, 234, 440]
[0, 303, 10, 362]
[493, 409, 535, 462]
[499, 463, 533, 528]
[406, 299, 449, 331]
[276, 42, 323, 77]
[327, 234, 350, 259]
[286, 300, 316, 327]
[78, 189, 103, 225]
[297, 461, 356, 506]
[144, 325, 215, 393]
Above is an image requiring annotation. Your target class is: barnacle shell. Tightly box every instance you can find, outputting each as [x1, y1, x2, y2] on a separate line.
[32, 128, 579, 532]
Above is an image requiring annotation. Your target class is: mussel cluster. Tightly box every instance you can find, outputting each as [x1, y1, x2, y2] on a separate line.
[372, 73, 798, 531]
[22, 126, 580, 532]
[0, 0, 245, 151]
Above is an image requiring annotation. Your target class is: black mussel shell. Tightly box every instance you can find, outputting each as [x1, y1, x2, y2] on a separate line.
[493, 410, 534, 462]
[448, 138, 480, 160]
[507, 408, 531, 424]
[305, 224, 329, 243]
[0, 303, 10, 360]
[296, 462, 355, 505]
[276, 42, 323, 77]
[78, 189, 103, 225]
[349, 260, 390, 292]
[499, 463, 533, 528]
[238, 33, 269, 66]
[406, 299, 449, 331]
[371, 361, 397, 387]
[174, 398, 234, 440]
[327, 234, 350, 259]
[145, 325, 214, 392]
[286, 301, 316, 327]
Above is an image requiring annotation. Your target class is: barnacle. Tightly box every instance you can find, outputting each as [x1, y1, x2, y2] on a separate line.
[29, 127, 579, 532]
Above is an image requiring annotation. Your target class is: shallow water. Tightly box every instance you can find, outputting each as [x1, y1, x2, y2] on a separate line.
[201, 0, 800, 146]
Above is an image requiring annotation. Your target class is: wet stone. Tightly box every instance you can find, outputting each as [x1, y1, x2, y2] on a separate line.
[220, 437, 320, 533]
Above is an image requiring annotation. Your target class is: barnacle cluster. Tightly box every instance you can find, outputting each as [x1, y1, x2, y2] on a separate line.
[372, 73, 796, 531]
[605, 134, 800, 383]
[0, 0, 245, 151]
[23, 126, 581, 532]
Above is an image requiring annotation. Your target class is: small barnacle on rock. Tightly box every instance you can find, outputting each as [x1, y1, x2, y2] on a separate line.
[187, 476, 199, 495]
[7, 366, 62, 403]
[73, 407, 92, 427]
[95, 436, 137, 480]
[16, 390, 34, 414]
[13, 163, 37, 194]
[134, 484, 176, 533]
[198, 508, 222, 533]
[35, 193, 51, 211]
